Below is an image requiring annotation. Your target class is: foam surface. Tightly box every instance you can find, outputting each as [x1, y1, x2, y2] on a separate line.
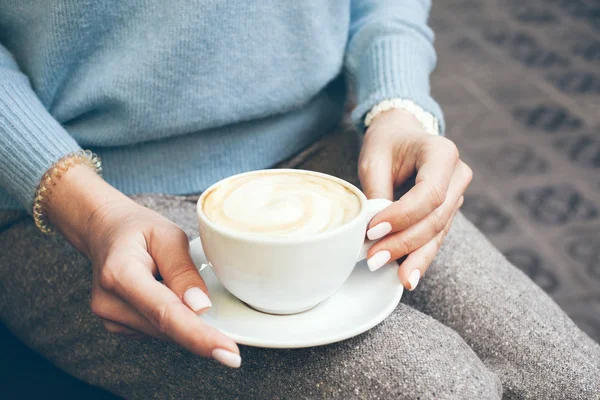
[202, 173, 361, 237]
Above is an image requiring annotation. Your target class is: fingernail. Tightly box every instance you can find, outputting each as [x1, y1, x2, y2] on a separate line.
[183, 287, 212, 314]
[212, 348, 242, 368]
[367, 250, 391, 272]
[408, 269, 421, 291]
[367, 222, 392, 240]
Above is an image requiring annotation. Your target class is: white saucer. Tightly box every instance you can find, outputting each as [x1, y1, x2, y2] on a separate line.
[190, 238, 403, 348]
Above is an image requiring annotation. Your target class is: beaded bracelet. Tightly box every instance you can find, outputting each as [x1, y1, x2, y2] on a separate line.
[33, 150, 102, 234]
[364, 98, 440, 136]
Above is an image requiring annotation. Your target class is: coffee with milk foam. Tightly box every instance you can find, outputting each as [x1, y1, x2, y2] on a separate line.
[202, 172, 361, 237]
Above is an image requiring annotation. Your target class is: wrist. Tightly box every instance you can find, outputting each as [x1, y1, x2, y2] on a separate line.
[45, 164, 130, 256]
[365, 99, 440, 136]
[366, 108, 428, 134]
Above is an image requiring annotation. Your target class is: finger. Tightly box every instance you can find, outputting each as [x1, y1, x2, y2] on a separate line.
[92, 291, 169, 340]
[108, 264, 241, 367]
[102, 320, 142, 337]
[397, 197, 462, 291]
[367, 137, 461, 236]
[358, 132, 395, 200]
[367, 161, 471, 267]
[149, 226, 212, 315]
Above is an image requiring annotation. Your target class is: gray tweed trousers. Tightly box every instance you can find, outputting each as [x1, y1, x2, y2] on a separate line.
[1, 126, 599, 399]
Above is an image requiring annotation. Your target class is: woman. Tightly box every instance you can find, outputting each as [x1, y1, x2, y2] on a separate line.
[0, 1, 598, 398]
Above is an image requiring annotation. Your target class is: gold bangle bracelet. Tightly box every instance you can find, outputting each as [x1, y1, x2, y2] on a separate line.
[33, 150, 102, 234]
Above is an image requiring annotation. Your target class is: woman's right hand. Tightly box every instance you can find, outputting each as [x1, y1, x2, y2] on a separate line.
[45, 164, 241, 368]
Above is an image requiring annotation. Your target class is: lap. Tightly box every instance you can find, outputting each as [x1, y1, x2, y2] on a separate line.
[0, 196, 500, 400]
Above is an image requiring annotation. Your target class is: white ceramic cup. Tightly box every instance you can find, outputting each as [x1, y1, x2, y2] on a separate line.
[196, 169, 392, 315]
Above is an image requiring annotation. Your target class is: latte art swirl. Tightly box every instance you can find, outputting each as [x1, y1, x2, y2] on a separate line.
[202, 173, 362, 237]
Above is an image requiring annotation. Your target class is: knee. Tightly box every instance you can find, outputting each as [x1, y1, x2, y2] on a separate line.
[504, 336, 600, 399]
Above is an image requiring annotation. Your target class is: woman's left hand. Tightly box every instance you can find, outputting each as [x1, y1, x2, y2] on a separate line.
[358, 108, 472, 291]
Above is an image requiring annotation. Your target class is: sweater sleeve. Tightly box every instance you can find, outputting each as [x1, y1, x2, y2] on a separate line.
[345, 0, 444, 133]
[0, 44, 81, 211]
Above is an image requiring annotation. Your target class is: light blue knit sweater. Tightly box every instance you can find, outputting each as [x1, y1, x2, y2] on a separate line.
[0, 0, 443, 211]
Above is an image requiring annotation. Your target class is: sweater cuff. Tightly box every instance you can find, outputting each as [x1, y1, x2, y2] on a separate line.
[350, 36, 445, 134]
[0, 72, 81, 211]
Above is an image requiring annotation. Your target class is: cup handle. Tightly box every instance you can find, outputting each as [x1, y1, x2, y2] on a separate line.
[357, 198, 394, 262]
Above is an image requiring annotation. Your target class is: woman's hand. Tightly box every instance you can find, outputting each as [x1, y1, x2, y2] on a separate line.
[358, 109, 472, 290]
[45, 165, 241, 368]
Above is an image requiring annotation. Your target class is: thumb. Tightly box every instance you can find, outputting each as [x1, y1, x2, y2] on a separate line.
[358, 134, 395, 201]
[151, 226, 212, 315]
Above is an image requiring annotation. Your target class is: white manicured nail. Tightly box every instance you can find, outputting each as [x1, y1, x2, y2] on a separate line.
[183, 287, 212, 314]
[367, 222, 392, 240]
[212, 348, 242, 368]
[408, 269, 421, 291]
[367, 250, 391, 271]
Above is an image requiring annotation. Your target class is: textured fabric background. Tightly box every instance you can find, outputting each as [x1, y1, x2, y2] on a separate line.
[431, 0, 600, 344]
